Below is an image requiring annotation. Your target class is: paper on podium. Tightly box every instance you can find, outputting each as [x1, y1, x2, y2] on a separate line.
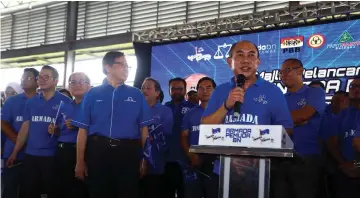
[199, 124, 293, 149]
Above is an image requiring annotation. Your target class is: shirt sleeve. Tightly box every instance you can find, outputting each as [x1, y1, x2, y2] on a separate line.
[23, 100, 31, 122]
[307, 87, 326, 115]
[355, 112, 360, 138]
[71, 91, 92, 130]
[181, 111, 191, 132]
[139, 94, 153, 128]
[202, 86, 225, 118]
[162, 106, 173, 135]
[1, 97, 13, 122]
[328, 112, 343, 138]
[270, 87, 294, 129]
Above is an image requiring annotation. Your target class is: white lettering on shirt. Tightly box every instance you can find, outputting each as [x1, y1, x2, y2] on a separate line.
[224, 114, 259, 125]
[344, 129, 356, 139]
[124, 97, 136, 102]
[31, 116, 55, 123]
[192, 125, 199, 132]
[15, 116, 23, 122]
[297, 98, 307, 107]
[181, 107, 190, 114]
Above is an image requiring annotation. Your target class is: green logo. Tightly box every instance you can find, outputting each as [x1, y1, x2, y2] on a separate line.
[338, 31, 354, 43]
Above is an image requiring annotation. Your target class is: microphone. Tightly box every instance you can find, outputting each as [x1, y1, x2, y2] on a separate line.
[234, 74, 245, 115]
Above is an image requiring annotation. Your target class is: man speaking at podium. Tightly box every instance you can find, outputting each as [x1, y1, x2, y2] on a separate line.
[200, 40, 293, 132]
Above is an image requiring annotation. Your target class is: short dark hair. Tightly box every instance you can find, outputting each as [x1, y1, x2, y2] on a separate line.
[159, 90, 164, 103]
[228, 40, 260, 59]
[309, 80, 325, 90]
[59, 89, 72, 98]
[282, 58, 304, 68]
[102, 51, 125, 75]
[196, 77, 217, 90]
[187, 90, 197, 96]
[334, 90, 348, 97]
[143, 77, 161, 92]
[68, 72, 91, 84]
[169, 77, 187, 88]
[42, 65, 59, 79]
[24, 68, 39, 79]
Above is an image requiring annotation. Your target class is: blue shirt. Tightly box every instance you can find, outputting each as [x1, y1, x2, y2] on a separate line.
[332, 107, 359, 161]
[203, 76, 293, 128]
[57, 101, 81, 143]
[165, 100, 196, 162]
[24, 92, 72, 156]
[147, 102, 173, 174]
[73, 82, 152, 139]
[1, 93, 30, 159]
[319, 105, 339, 141]
[285, 85, 326, 155]
[182, 105, 204, 146]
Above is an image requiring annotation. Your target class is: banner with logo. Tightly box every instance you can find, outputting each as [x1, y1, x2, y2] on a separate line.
[151, 19, 360, 102]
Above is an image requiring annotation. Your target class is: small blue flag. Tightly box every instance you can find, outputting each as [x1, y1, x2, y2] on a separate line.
[260, 129, 270, 135]
[143, 136, 154, 166]
[212, 128, 221, 134]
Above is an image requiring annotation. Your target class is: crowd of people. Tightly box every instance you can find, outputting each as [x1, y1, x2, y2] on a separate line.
[1, 40, 360, 198]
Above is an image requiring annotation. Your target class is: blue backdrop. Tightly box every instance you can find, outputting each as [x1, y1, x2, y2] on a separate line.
[151, 20, 360, 103]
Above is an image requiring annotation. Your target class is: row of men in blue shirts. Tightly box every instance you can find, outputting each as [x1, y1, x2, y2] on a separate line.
[2, 40, 360, 198]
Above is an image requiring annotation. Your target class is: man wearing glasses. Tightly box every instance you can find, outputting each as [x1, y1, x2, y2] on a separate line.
[274, 58, 326, 198]
[73, 51, 152, 198]
[164, 77, 196, 198]
[1, 68, 39, 198]
[48, 72, 91, 198]
[6, 65, 72, 198]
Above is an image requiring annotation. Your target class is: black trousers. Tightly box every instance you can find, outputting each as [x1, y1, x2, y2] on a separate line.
[271, 155, 321, 198]
[334, 170, 360, 198]
[163, 162, 185, 198]
[20, 154, 56, 198]
[2, 159, 23, 198]
[184, 172, 219, 198]
[86, 136, 141, 198]
[139, 174, 165, 198]
[55, 142, 88, 198]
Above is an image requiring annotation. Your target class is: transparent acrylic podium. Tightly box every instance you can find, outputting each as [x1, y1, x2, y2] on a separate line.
[190, 125, 294, 198]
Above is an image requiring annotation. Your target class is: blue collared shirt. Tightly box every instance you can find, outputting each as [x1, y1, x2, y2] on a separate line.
[1, 93, 31, 159]
[72, 82, 152, 139]
[182, 105, 204, 146]
[332, 107, 359, 161]
[147, 102, 173, 174]
[203, 76, 293, 128]
[319, 105, 339, 141]
[165, 100, 196, 162]
[58, 101, 81, 143]
[24, 92, 72, 156]
[285, 85, 326, 155]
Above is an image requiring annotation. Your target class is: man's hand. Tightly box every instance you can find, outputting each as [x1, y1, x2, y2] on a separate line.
[225, 87, 245, 109]
[65, 119, 74, 130]
[48, 123, 56, 135]
[6, 152, 17, 167]
[339, 161, 360, 178]
[189, 153, 202, 167]
[140, 159, 148, 178]
[75, 161, 88, 181]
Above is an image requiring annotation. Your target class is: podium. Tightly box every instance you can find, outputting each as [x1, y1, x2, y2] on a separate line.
[190, 125, 294, 198]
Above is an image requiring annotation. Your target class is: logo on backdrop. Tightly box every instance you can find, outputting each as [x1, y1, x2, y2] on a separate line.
[187, 47, 212, 62]
[281, 36, 304, 53]
[257, 44, 277, 54]
[307, 34, 326, 48]
[214, 43, 232, 59]
[327, 31, 360, 50]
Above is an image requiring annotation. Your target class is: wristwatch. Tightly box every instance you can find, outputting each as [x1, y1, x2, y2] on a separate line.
[223, 101, 231, 111]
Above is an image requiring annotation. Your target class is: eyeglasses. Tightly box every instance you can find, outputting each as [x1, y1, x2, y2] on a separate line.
[36, 75, 53, 81]
[69, 80, 89, 86]
[113, 62, 129, 69]
[349, 84, 360, 90]
[198, 87, 214, 92]
[279, 66, 302, 75]
[21, 76, 34, 81]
